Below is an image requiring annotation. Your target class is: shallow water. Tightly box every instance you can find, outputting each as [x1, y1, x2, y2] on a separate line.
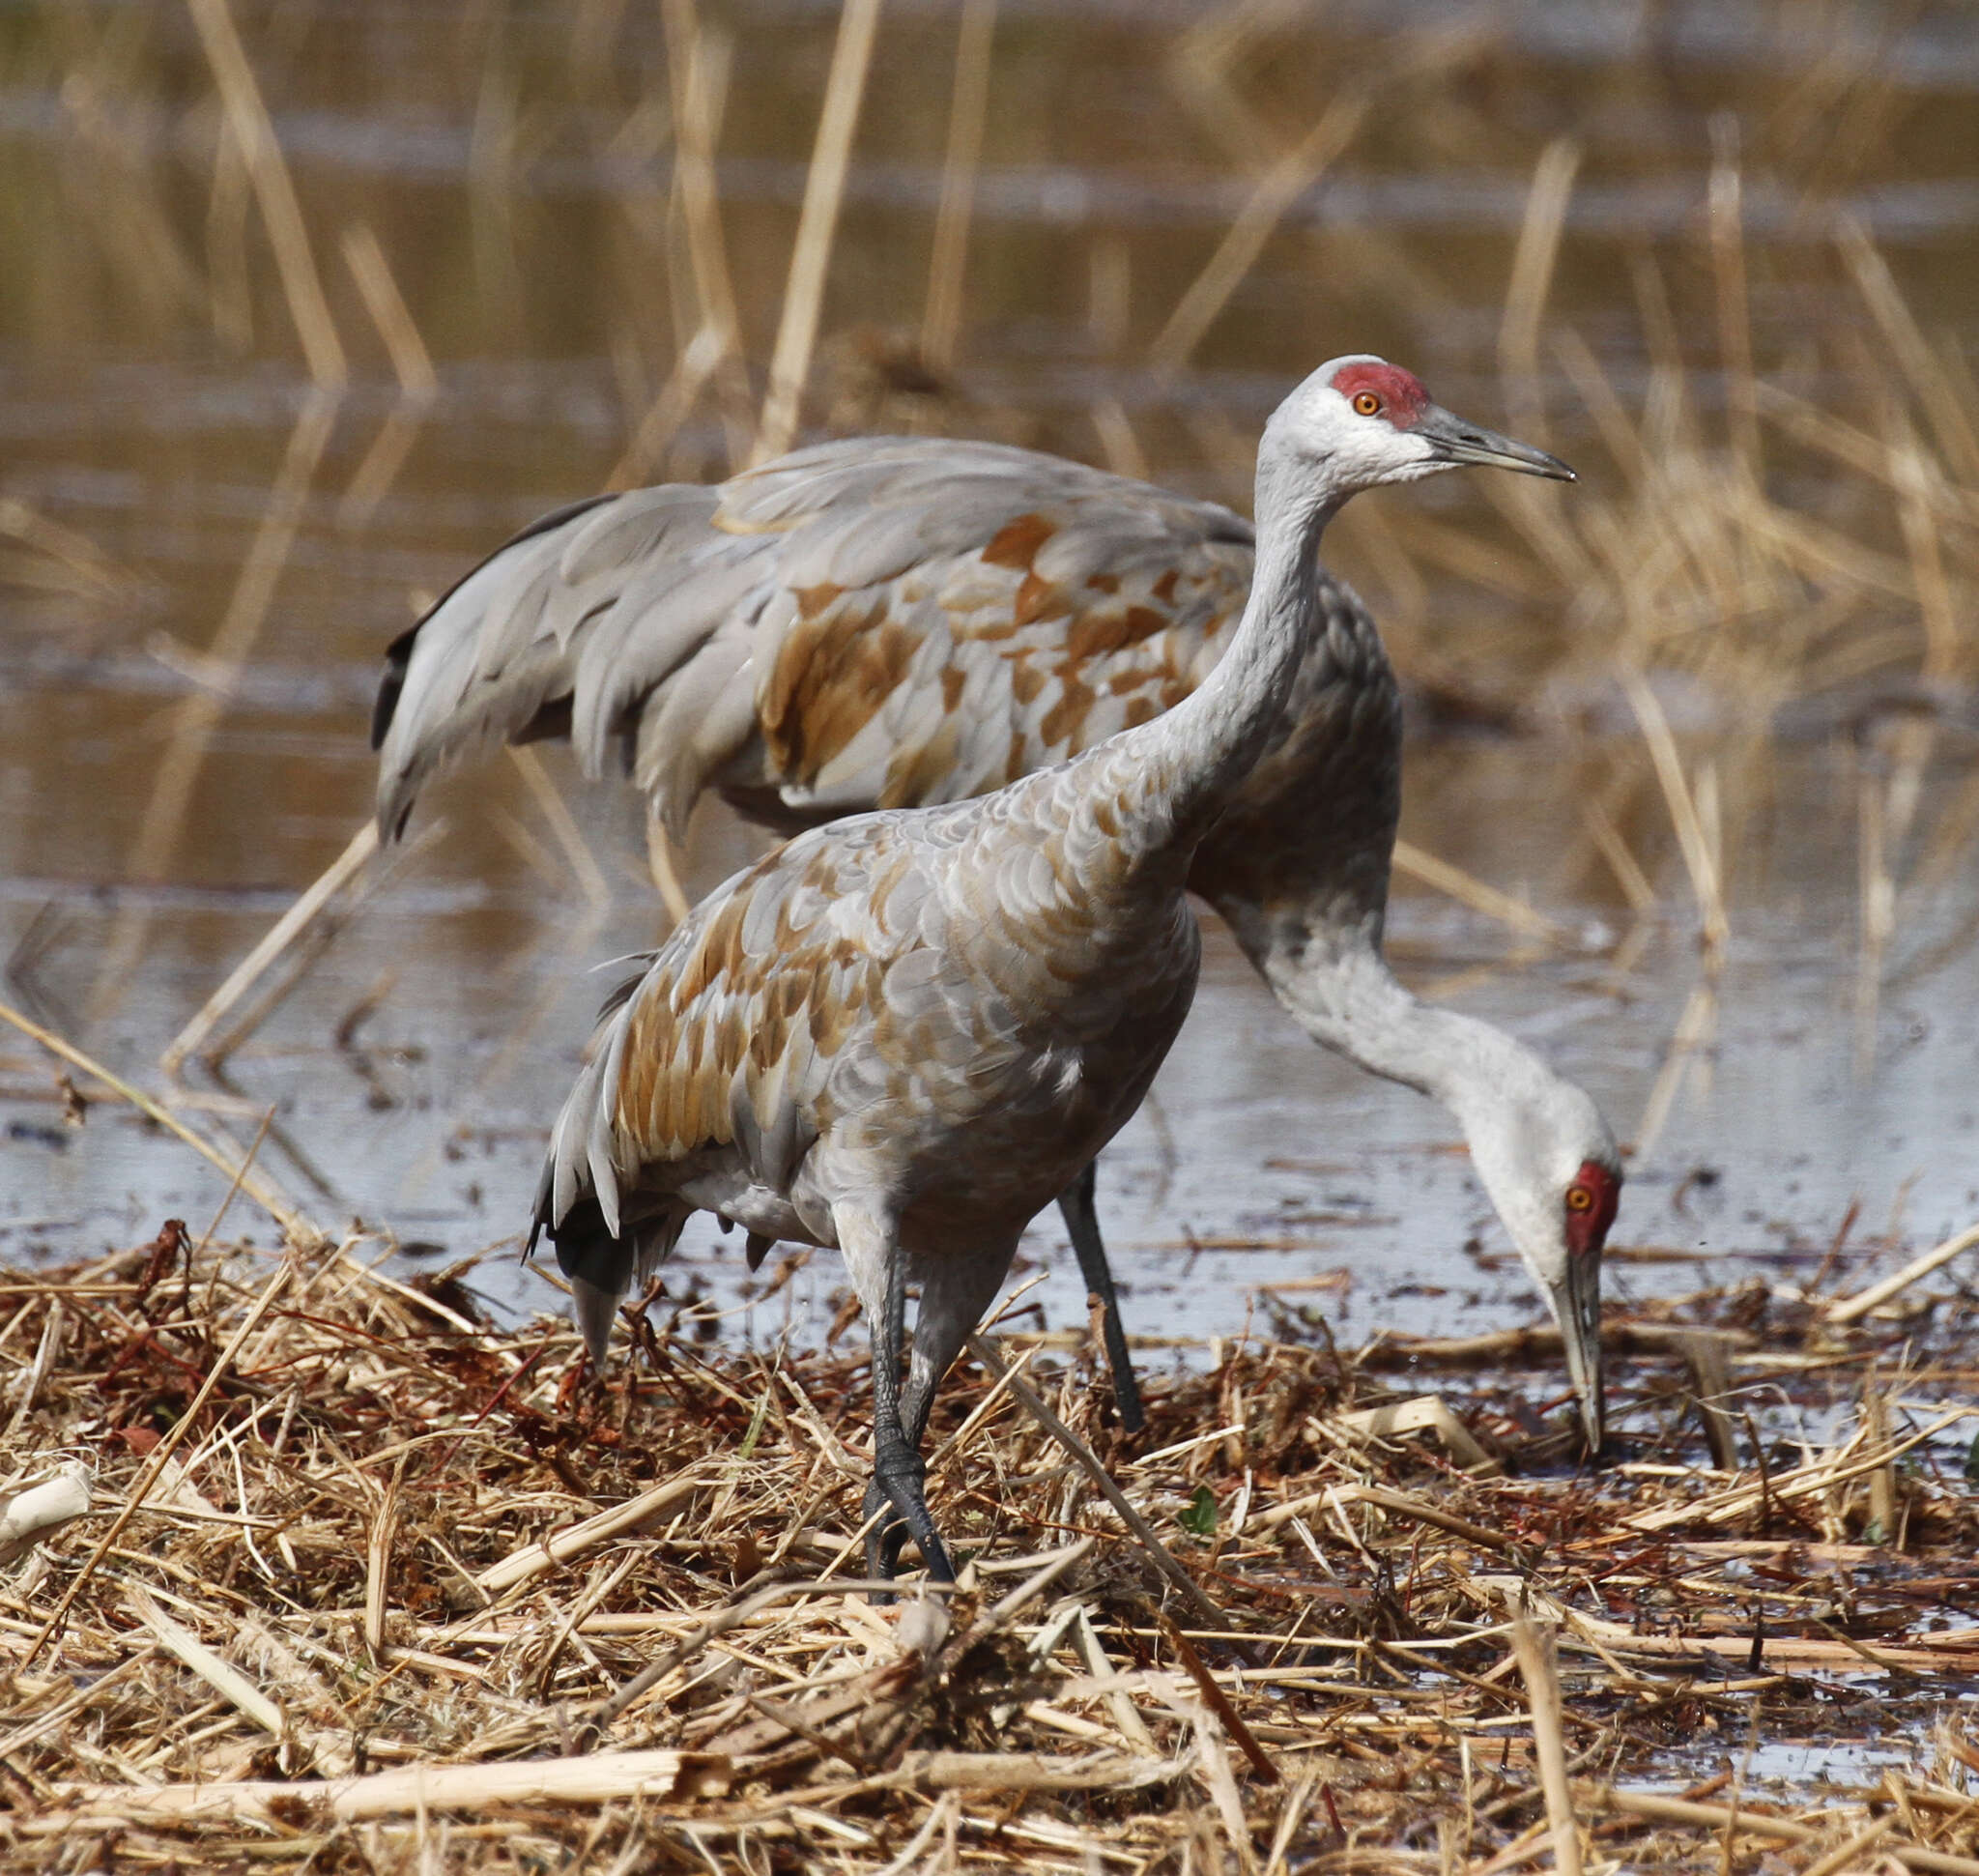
[3, 0, 1978, 1377]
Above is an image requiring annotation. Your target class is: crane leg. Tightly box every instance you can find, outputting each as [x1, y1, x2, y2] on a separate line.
[645, 817, 694, 930]
[1057, 1162, 1145, 1434]
[850, 1223, 955, 1588]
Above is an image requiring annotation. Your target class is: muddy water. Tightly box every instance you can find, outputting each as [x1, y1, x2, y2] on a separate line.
[3, 7, 1978, 1376]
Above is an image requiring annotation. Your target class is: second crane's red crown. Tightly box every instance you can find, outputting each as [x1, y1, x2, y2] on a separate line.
[1331, 361, 1430, 428]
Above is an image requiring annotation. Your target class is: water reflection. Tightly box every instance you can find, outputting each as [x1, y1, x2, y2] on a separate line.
[2, 0, 1976, 1351]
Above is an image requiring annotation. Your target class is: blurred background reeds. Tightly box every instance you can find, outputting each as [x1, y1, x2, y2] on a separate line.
[2, 0, 1977, 1339]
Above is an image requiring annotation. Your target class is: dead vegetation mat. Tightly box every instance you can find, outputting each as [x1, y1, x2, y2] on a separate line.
[3, 1223, 1979, 1872]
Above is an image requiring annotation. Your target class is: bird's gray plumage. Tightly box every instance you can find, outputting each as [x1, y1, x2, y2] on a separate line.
[388, 382, 1618, 1468]
[375, 438, 1263, 843]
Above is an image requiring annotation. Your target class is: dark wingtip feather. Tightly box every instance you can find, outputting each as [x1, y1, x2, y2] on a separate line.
[371, 621, 420, 750]
[542, 1194, 636, 1364]
[543, 1194, 632, 1297]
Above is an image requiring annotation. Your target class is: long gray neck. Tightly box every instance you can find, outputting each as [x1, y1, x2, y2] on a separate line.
[1242, 914, 1549, 1137]
[1097, 444, 1336, 854]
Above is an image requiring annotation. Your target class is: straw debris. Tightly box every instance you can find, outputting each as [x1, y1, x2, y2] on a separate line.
[3, 1207, 1977, 1869]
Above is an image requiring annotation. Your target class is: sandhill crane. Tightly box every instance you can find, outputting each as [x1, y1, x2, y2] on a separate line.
[528, 358, 1610, 1580]
[375, 371, 1620, 1447]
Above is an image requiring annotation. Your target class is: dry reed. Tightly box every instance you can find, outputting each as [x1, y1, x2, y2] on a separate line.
[2, 1109, 1976, 1869]
[753, 0, 886, 464]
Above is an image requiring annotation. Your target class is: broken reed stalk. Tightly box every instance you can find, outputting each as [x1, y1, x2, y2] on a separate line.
[658, 0, 754, 470]
[920, 0, 995, 373]
[337, 221, 440, 525]
[1630, 975, 1718, 1169]
[1258, 1481, 1521, 1558]
[186, 1106, 276, 1282]
[87, 388, 340, 1028]
[1148, 92, 1367, 378]
[0, 494, 135, 595]
[1592, 1790, 1979, 1876]
[506, 747, 613, 912]
[1615, 665, 1732, 957]
[1826, 1221, 1979, 1324]
[1678, 1331, 1741, 1472]
[645, 817, 697, 927]
[1835, 213, 1979, 485]
[753, 0, 886, 463]
[340, 222, 438, 402]
[184, 0, 346, 389]
[1627, 1406, 1969, 1535]
[0, 996, 312, 1237]
[196, 820, 445, 1080]
[49, 1749, 727, 1826]
[1706, 117, 1760, 476]
[586, 1573, 961, 1733]
[364, 1456, 406, 1655]
[1390, 838, 1580, 948]
[161, 822, 381, 1078]
[1498, 137, 1580, 439]
[1802, 1815, 1898, 1876]
[1144, 1599, 1278, 1783]
[128, 1585, 286, 1741]
[611, 323, 728, 492]
[478, 1474, 708, 1596]
[1510, 1616, 1582, 1876]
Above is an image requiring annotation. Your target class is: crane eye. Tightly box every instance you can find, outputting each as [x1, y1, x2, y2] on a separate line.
[1565, 1185, 1595, 1214]
[1351, 390, 1383, 417]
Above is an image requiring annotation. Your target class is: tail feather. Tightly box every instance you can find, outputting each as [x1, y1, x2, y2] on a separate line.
[539, 1193, 687, 1364]
[543, 1194, 639, 1364]
[532, 956, 683, 1364]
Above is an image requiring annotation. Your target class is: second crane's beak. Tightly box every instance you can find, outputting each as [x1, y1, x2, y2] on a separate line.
[1420, 406, 1576, 482]
[1548, 1248, 1605, 1454]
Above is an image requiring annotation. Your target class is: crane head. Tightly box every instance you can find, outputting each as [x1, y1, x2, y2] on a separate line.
[1460, 1070, 1620, 1455]
[1270, 356, 1575, 497]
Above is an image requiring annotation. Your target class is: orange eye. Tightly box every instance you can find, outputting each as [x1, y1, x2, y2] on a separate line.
[1352, 390, 1383, 417]
[1565, 1186, 1595, 1214]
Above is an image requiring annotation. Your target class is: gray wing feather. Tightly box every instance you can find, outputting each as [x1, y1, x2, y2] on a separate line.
[374, 486, 733, 834]
[373, 435, 1260, 844]
[568, 543, 766, 782]
[630, 620, 762, 836]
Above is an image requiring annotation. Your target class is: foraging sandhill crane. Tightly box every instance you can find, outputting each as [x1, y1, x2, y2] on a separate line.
[375, 373, 1621, 1448]
[522, 358, 1613, 1579]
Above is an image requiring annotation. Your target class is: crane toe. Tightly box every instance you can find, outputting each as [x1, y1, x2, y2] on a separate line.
[864, 1445, 954, 1592]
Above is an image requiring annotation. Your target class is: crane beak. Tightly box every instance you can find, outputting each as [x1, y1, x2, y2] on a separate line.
[1548, 1250, 1605, 1454]
[1420, 407, 1576, 482]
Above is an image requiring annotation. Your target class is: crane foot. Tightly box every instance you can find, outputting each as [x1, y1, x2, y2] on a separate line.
[863, 1443, 954, 1593]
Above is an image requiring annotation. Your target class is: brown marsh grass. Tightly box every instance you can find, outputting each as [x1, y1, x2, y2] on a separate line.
[0, 1169, 1973, 1869]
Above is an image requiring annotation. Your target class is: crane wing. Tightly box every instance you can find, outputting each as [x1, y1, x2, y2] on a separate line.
[719, 439, 1255, 826]
[371, 437, 1256, 840]
[536, 807, 952, 1281]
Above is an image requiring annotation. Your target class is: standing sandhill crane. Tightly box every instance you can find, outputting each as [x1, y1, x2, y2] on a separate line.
[529, 358, 1606, 1580]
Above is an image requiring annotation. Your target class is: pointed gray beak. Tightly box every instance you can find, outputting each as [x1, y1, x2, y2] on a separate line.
[1549, 1251, 1605, 1452]
[1420, 406, 1576, 482]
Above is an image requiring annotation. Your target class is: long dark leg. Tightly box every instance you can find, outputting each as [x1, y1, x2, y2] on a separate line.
[860, 1238, 956, 1585]
[1057, 1161, 1145, 1433]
